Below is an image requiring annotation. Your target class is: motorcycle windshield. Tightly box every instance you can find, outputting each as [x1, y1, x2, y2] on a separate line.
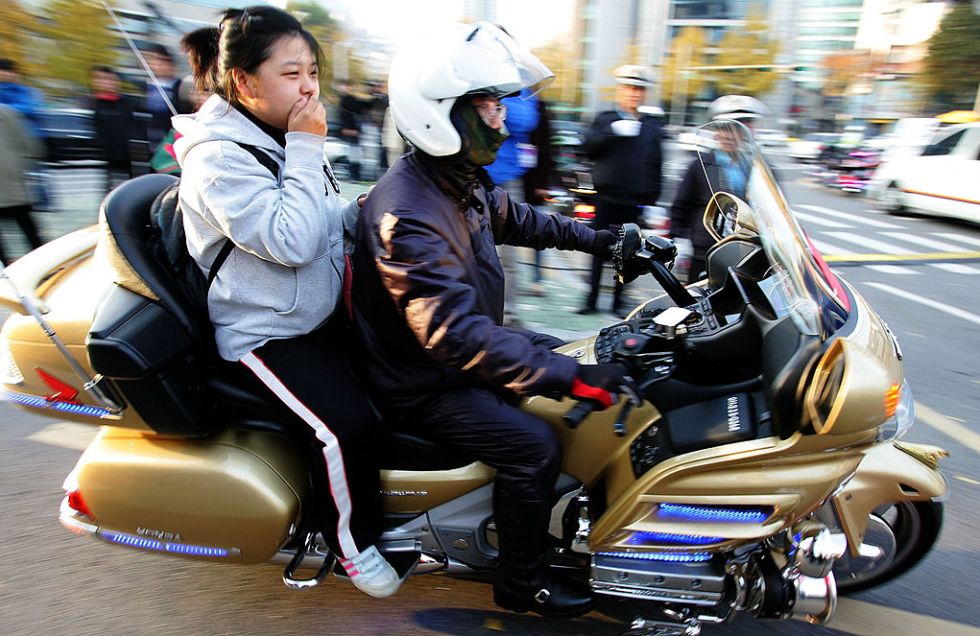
[695, 120, 849, 338]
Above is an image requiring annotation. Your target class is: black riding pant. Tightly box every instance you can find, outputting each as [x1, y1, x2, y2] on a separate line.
[240, 324, 383, 559]
[586, 199, 638, 309]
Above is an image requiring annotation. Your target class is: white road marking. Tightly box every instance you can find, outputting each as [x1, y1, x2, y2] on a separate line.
[883, 232, 972, 252]
[955, 475, 980, 486]
[797, 204, 904, 228]
[867, 265, 921, 275]
[864, 282, 980, 327]
[826, 232, 910, 255]
[831, 598, 980, 636]
[934, 232, 980, 249]
[914, 401, 980, 456]
[811, 239, 857, 255]
[792, 210, 853, 228]
[930, 263, 980, 275]
[25, 422, 98, 451]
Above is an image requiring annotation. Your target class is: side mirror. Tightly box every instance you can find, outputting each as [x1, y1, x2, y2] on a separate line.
[703, 191, 757, 242]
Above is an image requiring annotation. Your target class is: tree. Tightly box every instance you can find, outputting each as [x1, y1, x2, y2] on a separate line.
[287, 0, 368, 93]
[821, 51, 877, 98]
[922, 1, 980, 110]
[0, 1, 42, 81]
[713, 7, 779, 96]
[660, 26, 709, 106]
[38, 0, 117, 96]
[533, 40, 580, 107]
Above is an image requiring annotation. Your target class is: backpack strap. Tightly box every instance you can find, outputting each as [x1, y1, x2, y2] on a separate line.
[206, 142, 283, 287]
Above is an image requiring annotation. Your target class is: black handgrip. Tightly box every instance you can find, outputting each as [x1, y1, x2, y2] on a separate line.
[563, 400, 597, 428]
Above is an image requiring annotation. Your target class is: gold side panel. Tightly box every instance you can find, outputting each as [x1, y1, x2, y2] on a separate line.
[833, 442, 947, 556]
[75, 427, 309, 563]
[380, 462, 496, 513]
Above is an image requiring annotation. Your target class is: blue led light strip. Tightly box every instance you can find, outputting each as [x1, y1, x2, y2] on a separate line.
[1, 390, 113, 419]
[658, 503, 769, 523]
[597, 551, 713, 563]
[626, 531, 725, 546]
[101, 530, 230, 558]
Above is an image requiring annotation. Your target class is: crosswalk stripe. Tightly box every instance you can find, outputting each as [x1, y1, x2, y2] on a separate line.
[797, 204, 904, 228]
[832, 598, 980, 636]
[825, 232, 909, 254]
[867, 265, 921, 275]
[934, 232, 980, 249]
[811, 239, 856, 255]
[862, 208, 923, 222]
[883, 232, 970, 252]
[865, 282, 980, 327]
[792, 211, 852, 228]
[930, 263, 980, 275]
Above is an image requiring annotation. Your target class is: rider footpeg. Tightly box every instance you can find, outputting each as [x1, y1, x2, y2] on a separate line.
[282, 532, 334, 590]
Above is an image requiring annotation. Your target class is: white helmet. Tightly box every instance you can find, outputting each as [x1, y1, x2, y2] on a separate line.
[388, 22, 554, 157]
[708, 95, 769, 121]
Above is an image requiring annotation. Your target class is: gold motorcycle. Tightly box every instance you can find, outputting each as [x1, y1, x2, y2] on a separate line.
[0, 121, 947, 635]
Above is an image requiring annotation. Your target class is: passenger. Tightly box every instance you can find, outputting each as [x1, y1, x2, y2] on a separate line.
[174, 6, 399, 598]
[352, 22, 630, 617]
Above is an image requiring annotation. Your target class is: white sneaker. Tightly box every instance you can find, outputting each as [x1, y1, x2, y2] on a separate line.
[339, 545, 401, 598]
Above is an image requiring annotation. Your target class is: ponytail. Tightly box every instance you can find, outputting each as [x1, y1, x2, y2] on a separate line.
[181, 27, 220, 94]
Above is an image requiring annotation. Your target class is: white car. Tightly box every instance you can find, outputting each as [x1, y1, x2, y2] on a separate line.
[870, 123, 980, 224]
[787, 133, 841, 162]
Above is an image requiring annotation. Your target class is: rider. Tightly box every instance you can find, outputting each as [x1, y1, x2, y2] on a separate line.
[670, 95, 767, 280]
[174, 6, 398, 598]
[351, 22, 631, 618]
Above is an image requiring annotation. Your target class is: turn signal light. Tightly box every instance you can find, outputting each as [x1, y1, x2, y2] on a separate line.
[67, 490, 92, 518]
[884, 384, 901, 419]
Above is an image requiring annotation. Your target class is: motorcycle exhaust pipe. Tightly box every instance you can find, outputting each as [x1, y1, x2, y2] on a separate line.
[791, 573, 837, 625]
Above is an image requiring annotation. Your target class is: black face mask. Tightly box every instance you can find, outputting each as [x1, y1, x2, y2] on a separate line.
[449, 98, 509, 167]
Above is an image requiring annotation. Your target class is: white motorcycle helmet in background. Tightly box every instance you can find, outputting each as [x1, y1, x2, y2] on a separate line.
[388, 21, 554, 157]
[707, 95, 769, 122]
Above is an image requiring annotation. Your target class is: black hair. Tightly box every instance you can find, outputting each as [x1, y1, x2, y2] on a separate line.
[144, 43, 173, 62]
[91, 65, 117, 76]
[0, 58, 17, 73]
[181, 6, 322, 106]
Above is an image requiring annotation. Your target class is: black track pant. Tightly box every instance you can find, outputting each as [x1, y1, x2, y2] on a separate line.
[240, 326, 382, 559]
[394, 387, 562, 501]
[0, 204, 43, 264]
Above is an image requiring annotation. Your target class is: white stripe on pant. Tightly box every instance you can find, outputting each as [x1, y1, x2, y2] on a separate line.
[240, 351, 358, 559]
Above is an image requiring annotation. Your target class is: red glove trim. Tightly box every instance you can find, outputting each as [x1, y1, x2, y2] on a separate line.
[570, 377, 614, 409]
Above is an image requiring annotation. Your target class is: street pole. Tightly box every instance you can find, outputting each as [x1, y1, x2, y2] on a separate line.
[669, 43, 692, 129]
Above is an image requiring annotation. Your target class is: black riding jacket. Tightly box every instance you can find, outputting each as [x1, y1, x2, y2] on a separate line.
[352, 151, 600, 402]
[583, 110, 663, 206]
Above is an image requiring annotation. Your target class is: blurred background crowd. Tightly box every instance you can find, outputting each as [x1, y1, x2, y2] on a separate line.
[0, 0, 978, 266]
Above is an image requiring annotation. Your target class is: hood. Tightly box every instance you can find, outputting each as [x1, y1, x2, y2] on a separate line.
[173, 94, 284, 165]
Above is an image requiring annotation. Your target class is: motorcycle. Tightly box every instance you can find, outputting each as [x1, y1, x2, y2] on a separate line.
[0, 121, 947, 635]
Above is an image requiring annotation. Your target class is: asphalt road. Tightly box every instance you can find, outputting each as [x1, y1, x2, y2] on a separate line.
[1, 153, 979, 635]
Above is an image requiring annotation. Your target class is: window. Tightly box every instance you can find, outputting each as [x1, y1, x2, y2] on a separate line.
[921, 131, 964, 157]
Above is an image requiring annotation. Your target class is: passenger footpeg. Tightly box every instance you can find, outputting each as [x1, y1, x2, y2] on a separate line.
[282, 532, 334, 590]
[622, 615, 701, 636]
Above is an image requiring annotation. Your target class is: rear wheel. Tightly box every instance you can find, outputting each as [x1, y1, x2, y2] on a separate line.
[880, 182, 905, 214]
[834, 501, 942, 594]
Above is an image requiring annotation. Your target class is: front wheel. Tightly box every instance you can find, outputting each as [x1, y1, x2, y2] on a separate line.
[834, 501, 942, 594]
[879, 182, 905, 214]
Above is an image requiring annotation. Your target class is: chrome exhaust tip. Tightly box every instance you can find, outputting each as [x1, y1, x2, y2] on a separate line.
[793, 572, 837, 625]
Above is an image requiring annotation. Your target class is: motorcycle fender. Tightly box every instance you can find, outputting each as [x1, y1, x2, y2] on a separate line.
[833, 442, 948, 556]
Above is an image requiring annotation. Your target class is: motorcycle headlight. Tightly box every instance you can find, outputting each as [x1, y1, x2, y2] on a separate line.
[1, 338, 24, 386]
[877, 380, 914, 443]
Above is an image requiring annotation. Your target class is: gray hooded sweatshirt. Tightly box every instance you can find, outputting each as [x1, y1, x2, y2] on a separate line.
[173, 95, 359, 361]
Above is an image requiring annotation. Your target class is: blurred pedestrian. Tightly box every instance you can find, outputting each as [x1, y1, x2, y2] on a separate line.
[338, 82, 366, 181]
[142, 44, 184, 149]
[487, 86, 541, 325]
[381, 105, 406, 168]
[579, 64, 663, 318]
[0, 58, 44, 140]
[150, 75, 212, 175]
[0, 103, 45, 264]
[88, 66, 140, 192]
[670, 95, 767, 281]
[522, 97, 557, 297]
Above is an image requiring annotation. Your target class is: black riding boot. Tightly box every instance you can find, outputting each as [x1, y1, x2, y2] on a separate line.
[491, 488, 593, 618]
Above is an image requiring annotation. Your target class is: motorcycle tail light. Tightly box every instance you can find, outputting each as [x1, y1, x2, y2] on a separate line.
[1, 338, 24, 385]
[573, 203, 596, 220]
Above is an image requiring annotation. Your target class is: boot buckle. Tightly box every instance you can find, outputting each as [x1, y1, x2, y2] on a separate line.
[533, 588, 551, 604]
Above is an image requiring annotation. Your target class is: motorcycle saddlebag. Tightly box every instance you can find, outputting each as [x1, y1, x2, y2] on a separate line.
[87, 284, 215, 437]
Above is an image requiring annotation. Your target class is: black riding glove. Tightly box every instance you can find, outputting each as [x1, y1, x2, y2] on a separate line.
[571, 363, 633, 410]
[590, 229, 617, 260]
